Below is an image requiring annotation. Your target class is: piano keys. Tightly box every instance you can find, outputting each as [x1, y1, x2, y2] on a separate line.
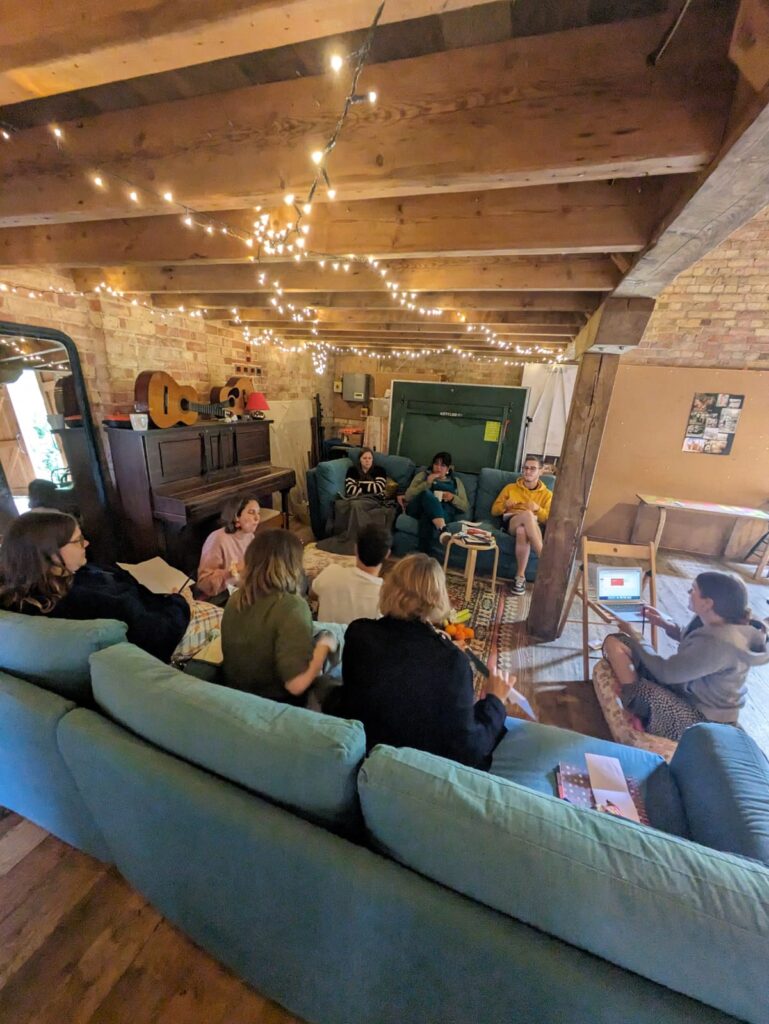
[106, 420, 296, 573]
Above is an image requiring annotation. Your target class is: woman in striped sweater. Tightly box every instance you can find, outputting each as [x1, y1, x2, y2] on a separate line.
[345, 448, 387, 498]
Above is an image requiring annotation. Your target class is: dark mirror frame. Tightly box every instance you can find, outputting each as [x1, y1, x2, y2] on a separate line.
[0, 319, 110, 540]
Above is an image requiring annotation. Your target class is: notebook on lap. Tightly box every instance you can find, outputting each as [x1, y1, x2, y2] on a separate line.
[596, 566, 646, 622]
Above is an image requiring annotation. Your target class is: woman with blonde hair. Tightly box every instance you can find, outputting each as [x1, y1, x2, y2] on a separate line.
[338, 553, 510, 768]
[221, 529, 337, 704]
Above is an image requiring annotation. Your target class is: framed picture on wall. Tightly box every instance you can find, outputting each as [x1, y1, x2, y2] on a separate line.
[682, 392, 744, 456]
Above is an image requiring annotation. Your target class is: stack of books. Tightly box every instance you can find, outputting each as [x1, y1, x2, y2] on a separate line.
[456, 522, 494, 545]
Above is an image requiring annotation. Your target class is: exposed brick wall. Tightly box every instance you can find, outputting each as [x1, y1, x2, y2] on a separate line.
[0, 268, 334, 426]
[628, 205, 769, 369]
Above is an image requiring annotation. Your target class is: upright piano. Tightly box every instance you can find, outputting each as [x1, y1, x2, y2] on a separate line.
[106, 420, 296, 572]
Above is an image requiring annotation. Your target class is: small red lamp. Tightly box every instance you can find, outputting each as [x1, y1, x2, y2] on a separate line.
[245, 391, 270, 420]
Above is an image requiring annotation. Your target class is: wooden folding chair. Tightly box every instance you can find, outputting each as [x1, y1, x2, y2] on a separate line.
[559, 537, 658, 681]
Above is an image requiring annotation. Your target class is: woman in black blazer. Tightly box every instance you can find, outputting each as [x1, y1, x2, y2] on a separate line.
[339, 553, 511, 768]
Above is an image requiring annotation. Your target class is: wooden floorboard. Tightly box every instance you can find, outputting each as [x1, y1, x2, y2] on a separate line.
[0, 826, 300, 1024]
[0, 547, 765, 1019]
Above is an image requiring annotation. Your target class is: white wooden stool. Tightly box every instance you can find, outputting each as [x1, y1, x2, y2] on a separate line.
[443, 536, 499, 606]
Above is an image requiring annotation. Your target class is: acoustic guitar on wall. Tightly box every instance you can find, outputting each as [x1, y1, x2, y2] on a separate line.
[134, 371, 244, 429]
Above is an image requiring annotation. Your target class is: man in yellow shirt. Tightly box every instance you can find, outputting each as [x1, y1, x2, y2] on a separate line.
[490, 456, 553, 595]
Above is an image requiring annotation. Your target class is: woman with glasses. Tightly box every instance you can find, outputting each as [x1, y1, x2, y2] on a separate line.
[0, 511, 221, 663]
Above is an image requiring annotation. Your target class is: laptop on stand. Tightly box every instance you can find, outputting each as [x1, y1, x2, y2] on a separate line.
[595, 566, 646, 623]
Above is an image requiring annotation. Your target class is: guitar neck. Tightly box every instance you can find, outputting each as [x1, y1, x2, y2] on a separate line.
[183, 398, 233, 417]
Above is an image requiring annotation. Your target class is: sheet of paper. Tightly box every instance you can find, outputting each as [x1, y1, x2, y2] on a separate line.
[117, 556, 192, 595]
[584, 753, 640, 823]
[508, 686, 537, 722]
[483, 421, 501, 443]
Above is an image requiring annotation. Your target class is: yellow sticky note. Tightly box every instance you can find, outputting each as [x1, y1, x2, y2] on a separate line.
[484, 421, 501, 443]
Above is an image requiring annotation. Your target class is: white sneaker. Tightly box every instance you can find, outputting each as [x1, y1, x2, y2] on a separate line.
[511, 576, 526, 595]
[439, 530, 451, 546]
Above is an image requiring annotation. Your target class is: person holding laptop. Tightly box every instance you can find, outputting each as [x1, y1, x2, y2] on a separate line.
[603, 571, 768, 740]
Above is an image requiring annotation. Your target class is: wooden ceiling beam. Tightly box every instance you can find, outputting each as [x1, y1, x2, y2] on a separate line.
[247, 335, 573, 352]
[616, 55, 769, 297]
[150, 291, 601, 312]
[236, 321, 575, 338]
[0, 180, 672, 265]
[0, 0, 490, 105]
[205, 308, 583, 327]
[0, 13, 734, 226]
[73, 257, 619, 294]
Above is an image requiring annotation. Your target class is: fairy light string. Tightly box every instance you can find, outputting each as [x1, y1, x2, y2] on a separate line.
[1, 3, 572, 372]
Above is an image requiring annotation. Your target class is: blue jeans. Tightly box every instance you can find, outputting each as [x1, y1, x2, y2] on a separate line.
[406, 490, 461, 553]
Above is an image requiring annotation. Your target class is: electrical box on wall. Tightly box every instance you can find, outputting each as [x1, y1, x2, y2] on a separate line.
[342, 373, 371, 403]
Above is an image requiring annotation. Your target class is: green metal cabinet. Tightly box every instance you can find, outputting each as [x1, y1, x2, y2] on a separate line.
[388, 381, 529, 473]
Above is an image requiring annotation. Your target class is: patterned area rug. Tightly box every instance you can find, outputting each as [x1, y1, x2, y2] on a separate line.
[303, 543, 534, 708]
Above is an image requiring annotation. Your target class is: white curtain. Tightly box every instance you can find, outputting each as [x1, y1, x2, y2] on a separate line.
[267, 399, 312, 515]
[521, 364, 578, 458]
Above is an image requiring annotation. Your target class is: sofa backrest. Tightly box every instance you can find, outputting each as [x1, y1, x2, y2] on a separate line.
[475, 468, 556, 522]
[671, 723, 769, 866]
[358, 744, 769, 1024]
[90, 643, 367, 831]
[0, 670, 111, 860]
[0, 608, 127, 703]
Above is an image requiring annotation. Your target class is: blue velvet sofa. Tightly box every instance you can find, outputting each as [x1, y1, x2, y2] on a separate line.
[306, 448, 556, 581]
[2, 608, 769, 1024]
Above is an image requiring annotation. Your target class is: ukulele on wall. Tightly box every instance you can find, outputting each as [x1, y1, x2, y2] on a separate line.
[134, 371, 252, 429]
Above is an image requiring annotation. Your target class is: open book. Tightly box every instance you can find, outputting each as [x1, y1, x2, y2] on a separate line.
[555, 755, 648, 824]
[116, 556, 193, 595]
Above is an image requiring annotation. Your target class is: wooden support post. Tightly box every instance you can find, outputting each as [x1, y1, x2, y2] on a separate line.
[527, 352, 620, 642]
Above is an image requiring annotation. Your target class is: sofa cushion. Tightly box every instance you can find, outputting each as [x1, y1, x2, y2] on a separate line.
[358, 744, 769, 1024]
[0, 608, 127, 703]
[90, 643, 366, 831]
[491, 720, 688, 837]
[671, 723, 769, 866]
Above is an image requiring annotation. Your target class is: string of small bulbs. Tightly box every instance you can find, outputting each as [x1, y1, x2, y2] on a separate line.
[1, 2, 570, 370]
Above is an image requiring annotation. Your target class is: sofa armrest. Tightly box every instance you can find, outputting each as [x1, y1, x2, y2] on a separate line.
[306, 468, 324, 539]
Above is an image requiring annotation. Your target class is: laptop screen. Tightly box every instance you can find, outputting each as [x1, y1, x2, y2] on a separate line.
[597, 566, 643, 602]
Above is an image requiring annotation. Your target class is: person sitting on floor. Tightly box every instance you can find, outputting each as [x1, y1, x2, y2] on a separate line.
[197, 496, 261, 598]
[603, 571, 769, 741]
[0, 511, 221, 663]
[345, 447, 387, 498]
[337, 553, 512, 768]
[221, 529, 338, 706]
[310, 524, 390, 625]
[490, 455, 552, 596]
[403, 451, 469, 554]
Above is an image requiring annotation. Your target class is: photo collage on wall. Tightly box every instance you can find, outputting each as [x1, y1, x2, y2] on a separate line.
[682, 392, 744, 456]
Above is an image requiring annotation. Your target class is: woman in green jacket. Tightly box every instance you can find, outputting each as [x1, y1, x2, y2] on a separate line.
[222, 530, 336, 705]
[404, 451, 469, 555]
